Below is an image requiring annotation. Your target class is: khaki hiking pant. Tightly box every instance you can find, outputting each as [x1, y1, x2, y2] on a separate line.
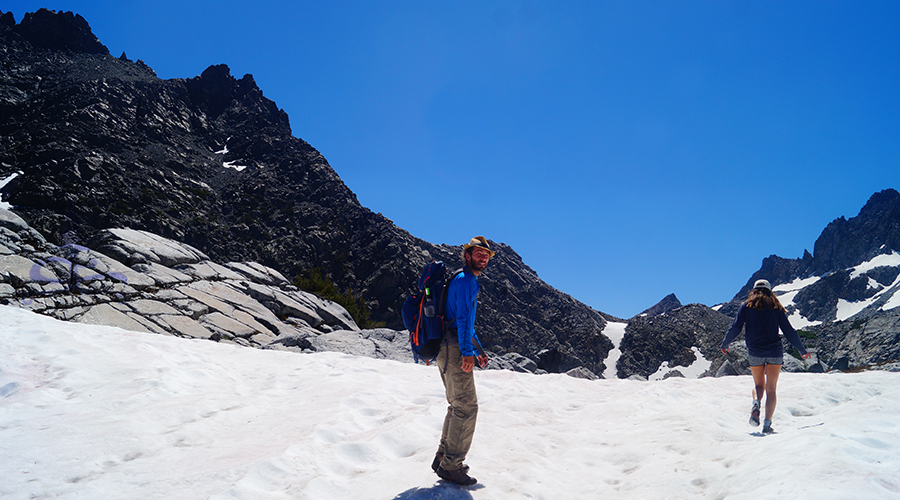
[436, 342, 479, 471]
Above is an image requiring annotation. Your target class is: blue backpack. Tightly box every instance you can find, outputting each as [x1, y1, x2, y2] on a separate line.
[401, 261, 462, 364]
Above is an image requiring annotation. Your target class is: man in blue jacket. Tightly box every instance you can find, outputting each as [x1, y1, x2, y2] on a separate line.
[432, 236, 492, 486]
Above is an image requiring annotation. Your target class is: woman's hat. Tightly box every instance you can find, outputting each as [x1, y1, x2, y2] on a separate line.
[463, 236, 495, 257]
[753, 279, 771, 290]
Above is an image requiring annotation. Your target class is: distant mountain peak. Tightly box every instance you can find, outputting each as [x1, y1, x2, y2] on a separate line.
[732, 188, 900, 299]
[5, 8, 108, 55]
[720, 187, 900, 329]
[638, 293, 682, 318]
[811, 188, 900, 276]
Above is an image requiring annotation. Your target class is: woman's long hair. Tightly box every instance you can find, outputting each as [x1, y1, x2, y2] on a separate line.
[745, 287, 786, 311]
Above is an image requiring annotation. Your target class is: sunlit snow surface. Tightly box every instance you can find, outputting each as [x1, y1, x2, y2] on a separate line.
[222, 160, 248, 171]
[214, 143, 247, 171]
[601, 321, 627, 380]
[849, 251, 900, 280]
[2, 306, 899, 500]
[837, 252, 900, 320]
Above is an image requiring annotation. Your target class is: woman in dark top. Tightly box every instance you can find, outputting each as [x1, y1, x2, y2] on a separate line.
[721, 279, 810, 434]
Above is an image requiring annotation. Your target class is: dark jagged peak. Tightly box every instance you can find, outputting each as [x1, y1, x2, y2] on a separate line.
[12, 9, 108, 55]
[135, 59, 156, 76]
[187, 64, 240, 118]
[637, 293, 682, 318]
[187, 65, 263, 108]
[1, 11, 14, 30]
[811, 188, 900, 275]
[186, 64, 289, 133]
[733, 250, 814, 299]
[725, 188, 900, 305]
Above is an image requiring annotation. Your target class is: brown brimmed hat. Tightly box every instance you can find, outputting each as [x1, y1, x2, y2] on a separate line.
[463, 236, 495, 257]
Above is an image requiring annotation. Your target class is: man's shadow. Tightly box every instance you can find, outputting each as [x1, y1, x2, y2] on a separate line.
[392, 481, 483, 499]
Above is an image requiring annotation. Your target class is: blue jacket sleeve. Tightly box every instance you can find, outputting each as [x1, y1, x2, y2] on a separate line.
[777, 310, 808, 355]
[721, 304, 746, 350]
[452, 273, 480, 357]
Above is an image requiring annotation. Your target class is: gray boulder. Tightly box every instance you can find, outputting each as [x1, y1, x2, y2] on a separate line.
[486, 352, 543, 374]
[95, 228, 209, 267]
[305, 328, 410, 362]
[565, 367, 600, 380]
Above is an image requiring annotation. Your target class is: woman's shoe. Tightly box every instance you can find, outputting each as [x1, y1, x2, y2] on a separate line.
[749, 400, 761, 427]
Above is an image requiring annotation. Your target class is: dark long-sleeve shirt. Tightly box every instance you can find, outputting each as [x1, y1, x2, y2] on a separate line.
[721, 303, 808, 358]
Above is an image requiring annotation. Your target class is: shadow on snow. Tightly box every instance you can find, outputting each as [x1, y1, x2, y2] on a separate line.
[392, 481, 484, 499]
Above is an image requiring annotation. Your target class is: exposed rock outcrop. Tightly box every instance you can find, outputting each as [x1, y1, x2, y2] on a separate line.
[798, 310, 900, 371]
[617, 304, 733, 379]
[1, 206, 359, 349]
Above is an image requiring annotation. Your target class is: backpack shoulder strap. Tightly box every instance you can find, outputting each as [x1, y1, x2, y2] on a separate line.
[443, 268, 465, 296]
[440, 268, 465, 321]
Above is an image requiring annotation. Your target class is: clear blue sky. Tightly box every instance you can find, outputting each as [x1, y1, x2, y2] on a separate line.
[5, 1, 899, 318]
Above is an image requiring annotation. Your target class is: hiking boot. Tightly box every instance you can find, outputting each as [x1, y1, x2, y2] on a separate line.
[749, 400, 761, 427]
[437, 465, 477, 486]
[432, 453, 469, 475]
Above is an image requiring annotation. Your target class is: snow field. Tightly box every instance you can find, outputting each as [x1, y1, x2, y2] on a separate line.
[2, 305, 900, 499]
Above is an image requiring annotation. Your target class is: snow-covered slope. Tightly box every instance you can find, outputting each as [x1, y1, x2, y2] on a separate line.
[2, 305, 899, 499]
[773, 251, 900, 326]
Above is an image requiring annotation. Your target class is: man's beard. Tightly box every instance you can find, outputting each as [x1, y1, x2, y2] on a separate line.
[467, 256, 487, 272]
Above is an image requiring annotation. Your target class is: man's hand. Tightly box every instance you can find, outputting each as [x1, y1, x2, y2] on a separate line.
[462, 354, 489, 372]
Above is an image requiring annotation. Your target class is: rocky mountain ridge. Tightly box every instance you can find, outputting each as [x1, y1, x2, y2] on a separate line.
[715, 188, 900, 335]
[618, 189, 900, 379]
[3, 9, 899, 380]
[720, 188, 900, 316]
[0, 9, 613, 375]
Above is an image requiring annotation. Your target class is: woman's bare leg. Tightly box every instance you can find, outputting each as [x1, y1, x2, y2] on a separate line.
[748, 365, 765, 425]
[750, 365, 765, 403]
[764, 363, 781, 421]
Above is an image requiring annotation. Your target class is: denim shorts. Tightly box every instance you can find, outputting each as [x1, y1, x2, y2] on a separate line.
[748, 355, 783, 366]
